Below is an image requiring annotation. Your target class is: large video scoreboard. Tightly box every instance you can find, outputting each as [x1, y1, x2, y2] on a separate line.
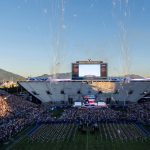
[72, 61, 108, 80]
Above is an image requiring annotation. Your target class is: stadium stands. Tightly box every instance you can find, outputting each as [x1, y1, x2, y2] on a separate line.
[1, 88, 150, 145]
[19, 80, 150, 103]
[0, 91, 44, 143]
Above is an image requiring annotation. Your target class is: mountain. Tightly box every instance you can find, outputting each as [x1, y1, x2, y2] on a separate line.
[124, 74, 144, 79]
[0, 68, 144, 83]
[0, 68, 26, 82]
[38, 73, 144, 79]
[37, 72, 71, 79]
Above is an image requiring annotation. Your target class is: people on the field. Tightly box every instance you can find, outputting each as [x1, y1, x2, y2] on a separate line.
[0, 89, 150, 143]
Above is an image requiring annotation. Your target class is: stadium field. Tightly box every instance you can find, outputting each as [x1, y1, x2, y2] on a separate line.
[10, 123, 150, 150]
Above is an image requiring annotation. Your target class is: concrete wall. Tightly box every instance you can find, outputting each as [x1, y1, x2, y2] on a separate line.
[19, 81, 150, 103]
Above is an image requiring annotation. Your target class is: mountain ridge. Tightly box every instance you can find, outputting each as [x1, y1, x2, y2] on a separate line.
[37, 73, 144, 79]
[37, 72, 71, 79]
[0, 68, 145, 83]
[0, 68, 25, 82]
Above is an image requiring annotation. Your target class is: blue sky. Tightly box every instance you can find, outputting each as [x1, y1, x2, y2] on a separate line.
[0, 0, 150, 77]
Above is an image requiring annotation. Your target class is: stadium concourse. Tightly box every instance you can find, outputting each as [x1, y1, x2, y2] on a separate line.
[0, 89, 150, 149]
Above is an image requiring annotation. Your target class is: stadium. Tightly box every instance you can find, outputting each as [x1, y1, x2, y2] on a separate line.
[0, 0, 150, 149]
[19, 61, 150, 104]
[0, 60, 150, 150]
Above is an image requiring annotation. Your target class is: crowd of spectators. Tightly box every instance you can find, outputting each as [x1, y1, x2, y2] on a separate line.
[37, 102, 150, 125]
[0, 89, 150, 143]
[127, 102, 150, 124]
[58, 107, 121, 124]
[0, 91, 44, 143]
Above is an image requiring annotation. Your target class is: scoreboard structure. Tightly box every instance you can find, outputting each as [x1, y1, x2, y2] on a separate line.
[72, 60, 108, 80]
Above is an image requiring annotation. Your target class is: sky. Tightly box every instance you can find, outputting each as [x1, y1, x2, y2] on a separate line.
[0, 0, 150, 77]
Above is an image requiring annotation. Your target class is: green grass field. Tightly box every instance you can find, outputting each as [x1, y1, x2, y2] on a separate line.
[8, 123, 150, 150]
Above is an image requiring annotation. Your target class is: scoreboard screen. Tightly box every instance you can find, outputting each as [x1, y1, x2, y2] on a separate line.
[72, 61, 107, 80]
[79, 64, 100, 77]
